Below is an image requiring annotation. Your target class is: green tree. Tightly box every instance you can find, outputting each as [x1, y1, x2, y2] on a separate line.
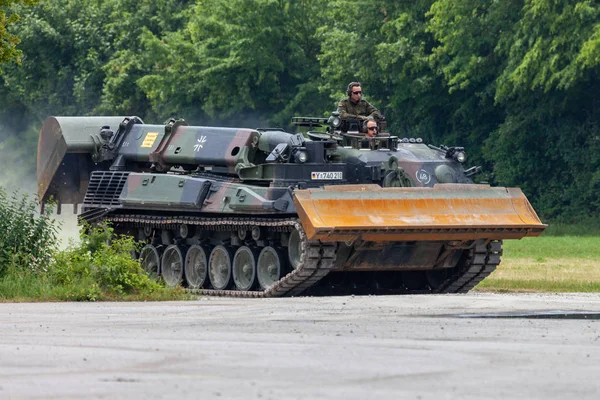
[1, 0, 114, 118]
[317, 0, 500, 167]
[495, 0, 600, 101]
[427, 0, 600, 219]
[0, 0, 37, 71]
[97, 0, 191, 119]
[0, 0, 115, 189]
[136, 0, 330, 127]
[487, 0, 600, 219]
[318, 0, 599, 220]
[1, 0, 598, 222]
[0, 0, 192, 189]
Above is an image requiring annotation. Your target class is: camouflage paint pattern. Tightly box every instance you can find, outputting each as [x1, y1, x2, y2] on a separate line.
[336, 98, 381, 121]
[37, 114, 546, 242]
[332, 142, 471, 187]
[154, 125, 259, 173]
[119, 172, 294, 214]
[118, 124, 166, 162]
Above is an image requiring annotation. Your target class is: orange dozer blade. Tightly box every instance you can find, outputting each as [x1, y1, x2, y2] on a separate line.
[293, 184, 547, 242]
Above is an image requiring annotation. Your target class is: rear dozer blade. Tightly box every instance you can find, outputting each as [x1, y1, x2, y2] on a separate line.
[293, 184, 546, 242]
[37, 116, 128, 205]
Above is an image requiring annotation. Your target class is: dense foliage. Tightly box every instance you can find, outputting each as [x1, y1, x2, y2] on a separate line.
[51, 224, 163, 299]
[0, 190, 180, 300]
[0, 0, 37, 69]
[0, 187, 57, 276]
[0, 0, 598, 221]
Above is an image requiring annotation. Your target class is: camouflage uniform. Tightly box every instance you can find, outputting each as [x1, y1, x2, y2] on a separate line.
[337, 98, 381, 121]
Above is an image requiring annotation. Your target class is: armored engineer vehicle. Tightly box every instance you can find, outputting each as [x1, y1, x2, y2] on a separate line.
[37, 114, 546, 297]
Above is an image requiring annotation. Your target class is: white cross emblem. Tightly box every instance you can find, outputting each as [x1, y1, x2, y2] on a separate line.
[194, 136, 207, 152]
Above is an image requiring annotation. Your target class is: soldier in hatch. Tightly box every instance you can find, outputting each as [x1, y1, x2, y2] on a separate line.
[365, 119, 379, 138]
[336, 82, 381, 122]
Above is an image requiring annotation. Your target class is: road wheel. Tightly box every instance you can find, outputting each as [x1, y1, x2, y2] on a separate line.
[257, 246, 286, 290]
[287, 229, 303, 270]
[184, 244, 210, 289]
[208, 245, 234, 290]
[232, 246, 258, 291]
[161, 245, 185, 288]
[139, 244, 160, 280]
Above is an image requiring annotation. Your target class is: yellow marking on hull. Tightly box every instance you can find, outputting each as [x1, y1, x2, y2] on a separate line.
[141, 132, 159, 148]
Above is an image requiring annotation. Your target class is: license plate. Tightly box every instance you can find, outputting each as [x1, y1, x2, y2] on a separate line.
[311, 172, 343, 180]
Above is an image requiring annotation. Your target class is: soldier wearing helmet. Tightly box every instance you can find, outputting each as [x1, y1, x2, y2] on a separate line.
[336, 82, 381, 122]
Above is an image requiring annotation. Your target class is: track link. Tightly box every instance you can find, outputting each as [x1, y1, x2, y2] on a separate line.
[437, 240, 502, 294]
[99, 213, 500, 297]
[102, 214, 337, 298]
[304, 239, 503, 296]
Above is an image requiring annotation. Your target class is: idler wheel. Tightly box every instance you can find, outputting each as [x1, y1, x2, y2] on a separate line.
[139, 244, 161, 280]
[161, 245, 185, 288]
[208, 245, 235, 290]
[184, 245, 210, 289]
[257, 246, 286, 290]
[232, 246, 258, 291]
[287, 229, 303, 270]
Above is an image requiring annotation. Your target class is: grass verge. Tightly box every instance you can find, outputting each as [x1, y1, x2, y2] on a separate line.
[0, 267, 188, 302]
[2, 187, 597, 298]
[475, 236, 600, 293]
[0, 188, 191, 302]
[0, 229, 192, 302]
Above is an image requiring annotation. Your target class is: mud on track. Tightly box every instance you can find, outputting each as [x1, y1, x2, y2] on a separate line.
[1, 293, 600, 400]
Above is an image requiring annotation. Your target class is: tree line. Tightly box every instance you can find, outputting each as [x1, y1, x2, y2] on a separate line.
[0, 0, 598, 222]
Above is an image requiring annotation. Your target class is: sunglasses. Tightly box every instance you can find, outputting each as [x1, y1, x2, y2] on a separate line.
[352, 91, 362, 95]
[367, 126, 378, 131]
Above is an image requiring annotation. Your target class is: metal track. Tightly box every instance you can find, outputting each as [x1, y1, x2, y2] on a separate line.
[100, 213, 500, 297]
[102, 214, 337, 298]
[303, 240, 502, 296]
[437, 240, 502, 294]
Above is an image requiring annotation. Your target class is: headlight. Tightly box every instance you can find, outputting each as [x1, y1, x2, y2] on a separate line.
[296, 151, 308, 163]
[332, 117, 341, 128]
[445, 147, 466, 163]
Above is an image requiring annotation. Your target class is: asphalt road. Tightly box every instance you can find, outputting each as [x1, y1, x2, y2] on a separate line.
[1, 293, 600, 400]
